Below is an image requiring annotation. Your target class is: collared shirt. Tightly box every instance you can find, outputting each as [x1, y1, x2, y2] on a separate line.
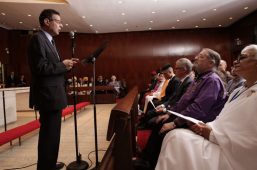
[168, 70, 226, 126]
[41, 29, 60, 60]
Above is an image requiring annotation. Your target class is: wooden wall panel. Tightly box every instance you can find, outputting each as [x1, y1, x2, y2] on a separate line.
[0, 27, 9, 65]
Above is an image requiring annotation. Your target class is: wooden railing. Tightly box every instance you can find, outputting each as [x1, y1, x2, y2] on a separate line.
[98, 86, 138, 170]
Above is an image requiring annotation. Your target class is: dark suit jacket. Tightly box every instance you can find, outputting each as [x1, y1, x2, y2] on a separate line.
[28, 30, 67, 111]
[164, 76, 193, 107]
[161, 76, 180, 102]
[6, 76, 17, 87]
[96, 80, 105, 86]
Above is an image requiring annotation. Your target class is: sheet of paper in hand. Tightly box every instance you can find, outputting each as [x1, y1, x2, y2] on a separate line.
[167, 110, 203, 124]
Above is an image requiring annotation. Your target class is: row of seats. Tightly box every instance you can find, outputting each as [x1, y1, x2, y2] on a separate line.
[0, 102, 90, 146]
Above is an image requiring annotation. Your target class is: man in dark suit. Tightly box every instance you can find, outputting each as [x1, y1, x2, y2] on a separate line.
[6, 71, 17, 88]
[137, 60, 192, 130]
[96, 75, 105, 94]
[28, 9, 78, 170]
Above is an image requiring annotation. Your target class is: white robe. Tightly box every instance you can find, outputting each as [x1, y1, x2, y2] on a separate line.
[156, 84, 257, 170]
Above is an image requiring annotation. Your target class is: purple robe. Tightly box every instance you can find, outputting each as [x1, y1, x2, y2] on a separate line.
[169, 70, 226, 126]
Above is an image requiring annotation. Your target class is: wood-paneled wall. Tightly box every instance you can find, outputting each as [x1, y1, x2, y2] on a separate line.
[2, 28, 232, 91]
[0, 27, 8, 65]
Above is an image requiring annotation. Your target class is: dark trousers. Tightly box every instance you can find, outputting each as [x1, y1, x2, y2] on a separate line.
[37, 110, 62, 170]
[144, 100, 165, 116]
[138, 89, 148, 105]
[142, 115, 188, 168]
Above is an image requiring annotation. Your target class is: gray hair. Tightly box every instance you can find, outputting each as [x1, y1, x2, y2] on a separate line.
[242, 44, 257, 60]
[203, 48, 221, 69]
[220, 60, 227, 66]
[111, 75, 116, 79]
[176, 58, 192, 74]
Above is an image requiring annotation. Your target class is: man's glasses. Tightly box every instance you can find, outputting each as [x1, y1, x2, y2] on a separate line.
[237, 54, 247, 63]
[49, 19, 63, 25]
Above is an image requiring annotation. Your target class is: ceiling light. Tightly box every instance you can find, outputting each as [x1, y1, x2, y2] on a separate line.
[124, 22, 127, 24]
[2, 13, 5, 15]
[150, 21, 153, 23]
[213, 9, 217, 11]
[195, 26, 198, 27]
[177, 20, 180, 22]
[244, 7, 248, 9]
[126, 29, 128, 31]
[20, 22, 22, 24]
[172, 27, 175, 29]
[219, 25, 222, 27]
[119, 1, 122, 3]
[66, 24, 68, 26]
[74, 30, 77, 32]
[203, 18, 206, 20]
[82, 16, 85, 18]
[152, 11, 155, 14]
[122, 13, 125, 15]
[149, 28, 151, 30]
[90, 25, 93, 26]
[182, 10, 186, 12]
[33, 28, 36, 30]
[28, 14, 31, 17]
[96, 31, 98, 33]
[230, 17, 233, 19]
[154, 0, 157, 1]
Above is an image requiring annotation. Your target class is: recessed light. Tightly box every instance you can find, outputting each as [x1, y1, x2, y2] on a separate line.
[150, 21, 153, 23]
[66, 24, 68, 26]
[152, 11, 155, 14]
[96, 31, 98, 33]
[203, 18, 206, 20]
[122, 13, 125, 15]
[219, 25, 222, 27]
[177, 20, 180, 22]
[126, 29, 128, 31]
[33, 28, 36, 30]
[213, 9, 217, 11]
[195, 26, 198, 27]
[230, 17, 233, 19]
[20, 22, 23, 24]
[244, 7, 248, 9]
[119, 1, 122, 3]
[28, 14, 31, 17]
[172, 27, 175, 29]
[149, 28, 151, 30]
[182, 10, 186, 12]
[82, 16, 85, 18]
[154, 0, 157, 1]
[2, 13, 5, 15]
[124, 22, 127, 24]
[74, 30, 77, 32]
[90, 25, 93, 26]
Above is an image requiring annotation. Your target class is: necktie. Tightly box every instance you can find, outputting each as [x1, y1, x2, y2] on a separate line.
[51, 39, 60, 60]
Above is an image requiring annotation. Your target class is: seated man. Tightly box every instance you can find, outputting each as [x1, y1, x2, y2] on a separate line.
[156, 44, 257, 170]
[226, 67, 245, 95]
[137, 58, 193, 130]
[96, 75, 105, 94]
[133, 48, 226, 170]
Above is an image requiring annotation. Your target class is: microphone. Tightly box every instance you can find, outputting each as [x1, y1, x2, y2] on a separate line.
[69, 31, 75, 39]
[69, 31, 75, 52]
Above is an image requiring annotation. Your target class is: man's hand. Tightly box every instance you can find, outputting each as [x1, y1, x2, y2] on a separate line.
[63, 59, 74, 70]
[159, 122, 176, 134]
[156, 114, 169, 124]
[71, 58, 79, 65]
[155, 105, 163, 111]
[187, 121, 212, 140]
[155, 108, 164, 114]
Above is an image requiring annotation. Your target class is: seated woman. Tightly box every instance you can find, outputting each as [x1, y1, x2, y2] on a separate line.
[17, 74, 27, 87]
[119, 78, 128, 98]
[156, 44, 257, 170]
[109, 75, 120, 94]
[143, 73, 165, 113]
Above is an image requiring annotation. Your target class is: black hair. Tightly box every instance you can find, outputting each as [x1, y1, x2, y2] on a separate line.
[39, 9, 60, 27]
[162, 63, 171, 71]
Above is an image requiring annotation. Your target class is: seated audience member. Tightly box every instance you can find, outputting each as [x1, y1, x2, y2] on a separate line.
[155, 44, 257, 170]
[157, 67, 162, 74]
[218, 59, 233, 83]
[143, 73, 165, 113]
[119, 78, 128, 98]
[6, 71, 17, 88]
[226, 67, 246, 95]
[17, 74, 27, 87]
[70, 76, 77, 87]
[104, 78, 109, 85]
[109, 75, 120, 94]
[215, 70, 228, 88]
[96, 75, 105, 94]
[133, 48, 226, 170]
[137, 58, 193, 130]
[138, 71, 158, 105]
[142, 64, 180, 115]
[88, 77, 94, 86]
[77, 78, 84, 87]
[83, 77, 88, 86]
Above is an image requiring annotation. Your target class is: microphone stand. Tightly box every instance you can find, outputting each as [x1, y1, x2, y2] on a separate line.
[67, 33, 89, 170]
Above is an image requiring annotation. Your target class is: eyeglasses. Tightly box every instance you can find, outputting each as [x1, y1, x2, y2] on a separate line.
[237, 54, 247, 63]
[49, 19, 63, 25]
[174, 67, 183, 70]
